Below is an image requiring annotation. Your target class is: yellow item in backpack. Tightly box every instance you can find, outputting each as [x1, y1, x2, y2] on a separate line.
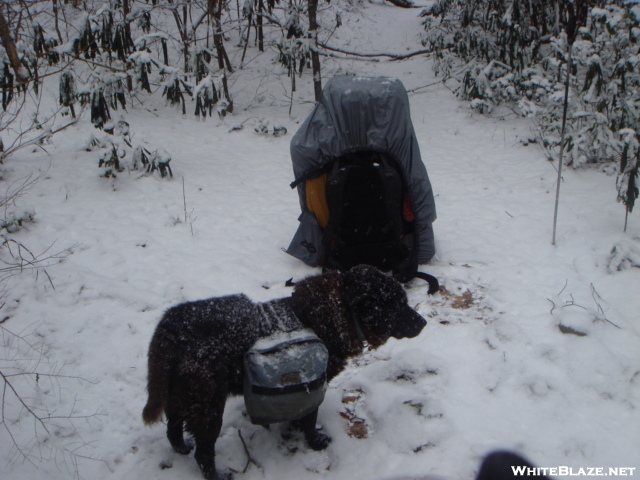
[305, 175, 329, 229]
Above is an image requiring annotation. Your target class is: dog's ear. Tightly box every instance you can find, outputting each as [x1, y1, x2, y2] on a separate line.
[341, 265, 426, 340]
[341, 265, 405, 304]
[341, 266, 406, 332]
[292, 270, 363, 357]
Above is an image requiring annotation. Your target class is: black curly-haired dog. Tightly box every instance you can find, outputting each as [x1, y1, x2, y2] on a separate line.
[142, 265, 426, 480]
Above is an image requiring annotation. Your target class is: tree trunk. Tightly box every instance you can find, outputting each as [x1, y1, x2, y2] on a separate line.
[241, 11, 253, 65]
[307, 0, 322, 102]
[172, 8, 191, 73]
[208, 0, 234, 112]
[121, 0, 134, 91]
[52, 0, 63, 42]
[0, 8, 29, 82]
[122, 0, 130, 18]
[183, 3, 190, 72]
[208, 0, 233, 73]
[257, 0, 264, 52]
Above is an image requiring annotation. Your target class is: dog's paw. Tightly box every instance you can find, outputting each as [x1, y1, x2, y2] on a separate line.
[196, 452, 232, 480]
[306, 431, 332, 451]
[171, 438, 194, 455]
[203, 470, 233, 480]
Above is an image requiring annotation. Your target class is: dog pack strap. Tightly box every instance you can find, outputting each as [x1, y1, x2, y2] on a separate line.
[415, 271, 440, 295]
[256, 298, 304, 332]
[250, 373, 327, 396]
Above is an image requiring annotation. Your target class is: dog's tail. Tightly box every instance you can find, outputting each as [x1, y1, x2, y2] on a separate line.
[142, 330, 174, 425]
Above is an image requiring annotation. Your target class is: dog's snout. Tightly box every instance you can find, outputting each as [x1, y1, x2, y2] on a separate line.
[394, 306, 427, 339]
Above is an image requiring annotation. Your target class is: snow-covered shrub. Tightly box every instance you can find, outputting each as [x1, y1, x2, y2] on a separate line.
[617, 129, 640, 217]
[193, 75, 228, 119]
[277, 36, 315, 93]
[95, 139, 124, 178]
[138, 147, 173, 178]
[162, 76, 189, 115]
[1, 209, 36, 234]
[254, 119, 289, 137]
[158, 50, 231, 119]
[1, 62, 14, 112]
[285, 9, 304, 39]
[422, 0, 640, 215]
[88, 123, 173, 179]
[3, 1, 235, 146]
[2, 0, 330, 172]
[32, 24, 60, 72]
[608, 237, 640, 272]
[59, 72, 77, 118]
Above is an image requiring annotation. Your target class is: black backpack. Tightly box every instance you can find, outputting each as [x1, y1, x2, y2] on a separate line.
[321, 151, 439, 294]
[323, 152, 407, 270]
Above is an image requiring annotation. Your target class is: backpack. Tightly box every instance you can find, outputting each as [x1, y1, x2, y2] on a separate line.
[244, 299, 329, 426]
[323, 151, 411, 272]
[288, 150, 439, 293]
[318, 151, 439, 293]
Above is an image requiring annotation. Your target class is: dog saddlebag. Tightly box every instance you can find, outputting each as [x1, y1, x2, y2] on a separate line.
[244, 329, 329, 425]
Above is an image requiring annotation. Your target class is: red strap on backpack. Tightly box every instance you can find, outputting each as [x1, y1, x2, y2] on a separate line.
[403, 193, 415, 222]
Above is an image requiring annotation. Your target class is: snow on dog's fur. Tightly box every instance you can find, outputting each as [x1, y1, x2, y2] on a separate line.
[142, 265, 426, 480]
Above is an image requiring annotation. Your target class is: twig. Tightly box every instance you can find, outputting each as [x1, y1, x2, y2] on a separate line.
[182, 176, 188, 223]
[548, 281, 622, 330]
[2, 372, 99, 385]
[0, 370, 51, 435]
[0, 324, 47, 357]
[406, 79, 446, 93]
[0, 240, 75, 284]
[318, 41, 432, 60]
[552, 41, 574, 246]
[0, 107, 83, 163]
[590, 284, 621, 329]
[1, 322, 102, 476]
[558, 278, 569, 296]
[181, 176, 195, 236]
[319, 50, 380, 62]
[236, 429, 262, 474]
[1, 172, 43, 210]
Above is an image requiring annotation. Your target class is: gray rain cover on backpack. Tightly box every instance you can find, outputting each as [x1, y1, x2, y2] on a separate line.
[244, 302, 329, 425]
[287, 75, 437, 267]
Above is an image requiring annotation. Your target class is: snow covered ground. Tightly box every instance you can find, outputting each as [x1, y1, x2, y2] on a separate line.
[1, 2, 639, 480]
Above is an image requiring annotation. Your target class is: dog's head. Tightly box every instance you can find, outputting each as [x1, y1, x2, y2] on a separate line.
[341, 265, 427, 347]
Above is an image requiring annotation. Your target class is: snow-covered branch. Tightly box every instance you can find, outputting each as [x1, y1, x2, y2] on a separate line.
[319, 41, 432, 60]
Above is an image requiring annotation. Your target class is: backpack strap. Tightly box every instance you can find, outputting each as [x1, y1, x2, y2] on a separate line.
[290, 163, 332, 189]
[414, 271, 440, 295]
